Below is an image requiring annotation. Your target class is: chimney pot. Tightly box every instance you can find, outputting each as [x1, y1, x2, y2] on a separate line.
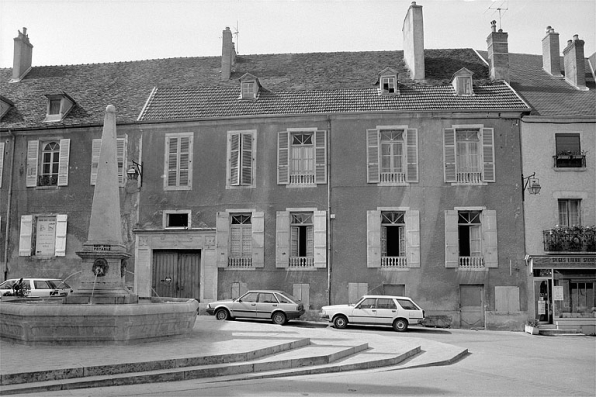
[491, 20, 497, 32]
[573, 34, 579, 40]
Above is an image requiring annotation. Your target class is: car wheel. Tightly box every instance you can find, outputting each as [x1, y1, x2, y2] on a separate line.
[333, 315, 348, 329]
[272, 311, 287, 325]
[215, 308, 230, 321]
[393, 318, 408, 332]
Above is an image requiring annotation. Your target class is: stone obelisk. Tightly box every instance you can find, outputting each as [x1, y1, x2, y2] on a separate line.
[65, 105, 138, 304]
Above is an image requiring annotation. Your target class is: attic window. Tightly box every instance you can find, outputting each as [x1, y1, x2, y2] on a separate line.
[44, 93, 75, 123]
[381, 76, 397, 94]
[242, 82, 256, 99]
[451, 68, 475, 96]
[0, 95, 14, 120]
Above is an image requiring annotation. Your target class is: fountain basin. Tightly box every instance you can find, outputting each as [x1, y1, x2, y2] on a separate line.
[0, 297, 198, 345]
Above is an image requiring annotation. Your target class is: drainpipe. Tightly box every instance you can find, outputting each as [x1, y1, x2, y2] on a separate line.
[3, 130, 16, 281]
[326, 116, 332, 306]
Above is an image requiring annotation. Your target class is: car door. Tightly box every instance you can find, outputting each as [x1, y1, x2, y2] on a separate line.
[349, 297, 377, 324]
[256, 292, 279, 319]
[374, 298, 398, 325]
[396, 298, 423, 322]
[231, 291, 258, 318]
[32, 280, 56, 297]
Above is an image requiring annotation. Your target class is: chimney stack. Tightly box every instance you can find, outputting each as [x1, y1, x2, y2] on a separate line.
[542, 26, 562, 77]
[486, 21, 510, 82]
[221, 27, 236, 81]
[402, 2, 425, 81]
[11, 27, 33, 82]
[563, 34, 587, 90]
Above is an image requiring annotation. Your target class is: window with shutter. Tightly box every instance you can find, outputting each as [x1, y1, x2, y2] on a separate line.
[443, 126, 495, 184]
[19, 214, 67, 257]
[164, 133, 193, 190]
[227, 131, 255, 188]
[367, 127, 418, 185]
[0, 142, 4, 188]
[367, 208, 419, 269]
[278, 130, 326, 186]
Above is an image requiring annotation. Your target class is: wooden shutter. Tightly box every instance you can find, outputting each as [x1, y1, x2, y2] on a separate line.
[229, 133, 240, 185]
[445, 210, 459, 268]
[367, 210, 381, 267]
[315, 130, 327, 184]
[276, 211, 290, 267]
[293, 284, 310, 309]
[252, 211, 265, 268]
[277, 131, 289, 184]
[348, 283, 368, 304]
[405, 129, 419, 182]
[0, 142, 4, 188]
[55, 214, 67, 256]
[215, 212, 229, 268]
[482, 128, 495, 182]
[26, 140, 39, 187]
[241, 133, 253, 185]
[90, 139, 101, 185]
[179, 135, 191, 188]
[366, 129, 380, 183]
[116, 137, 126, 186]
[19, 215, 33, 256]
[57, 139, 70, 186]
[313, 210, 327, 268]
[444, 128, 456, 182]
[166, 136, 178, 187]
[405, 210, 420, 267]
[483, 210, 498, 268]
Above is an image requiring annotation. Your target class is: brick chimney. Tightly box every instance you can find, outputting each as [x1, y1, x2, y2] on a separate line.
[542, 26, 562, 77]
[486, 21, 509, 82]
[402, 1, 425, 81]
[11, 27, 33, 82]
[563, 34, 588, 90]
[221, 27, 236, 81]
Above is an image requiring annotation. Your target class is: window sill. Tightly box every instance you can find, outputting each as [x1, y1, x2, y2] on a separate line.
[285, 267, 320, 271]
[379, 267, 410, 271]
[449, 182, 488, 186]
[455, 267, 488, 272]
[286, 183, 317, 188]
[553, 167, 587, 172]
[226, 184, 255, 189]
[377, 182, 410, 187]
[224, 267, 255, 271]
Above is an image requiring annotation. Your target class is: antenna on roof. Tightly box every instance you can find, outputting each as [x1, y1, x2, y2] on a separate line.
[233, 21, 239, 54]
[486, 0, 509, 30]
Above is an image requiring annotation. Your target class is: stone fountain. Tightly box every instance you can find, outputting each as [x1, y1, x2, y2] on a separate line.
[0, 105, 198, 345]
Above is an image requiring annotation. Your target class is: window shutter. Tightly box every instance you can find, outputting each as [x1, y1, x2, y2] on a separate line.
[215, 212, 229, 268]
[313, 210, 327, 268]
[252, 211, 265, 268]
[482, 128, 495, 182]
[116, 137, 126, 186]
[241, 133, 253, 185]
[55, 214, 67, 256]
[0, 142, 4, 188]
[277, 132, 289, 184]
[348, 283, 368, 304]
[90, 139, 101, 185]
[315, 130, 327, 184]
[367, 210, 381, 267]
[445, 210, 459, 268]
[179, 135, 192, 188]
[19, 215, 33, 256]
[229, 133, 240, 185]
[483, 210, 498, 268]
[443, 129, 456, 182]
[366, 129, 380, 183]
[166, 136, 178, 187]
[405, 129, 419, 182]
[26, 140, 39, 187]
[276, 211, 290, 267]
[57, 139, 70, 186]
[405, 210, 420, 268]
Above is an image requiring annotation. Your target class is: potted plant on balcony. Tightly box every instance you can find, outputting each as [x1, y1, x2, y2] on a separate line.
[525, 319, 539, 335]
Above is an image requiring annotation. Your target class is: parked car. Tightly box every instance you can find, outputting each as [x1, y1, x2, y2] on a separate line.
[206, 290, 305, 325]
[0, 278, 72, 298]
[320, 295, 425, 332]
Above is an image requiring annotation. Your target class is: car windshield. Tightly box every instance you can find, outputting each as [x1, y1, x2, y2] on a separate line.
[276, 292, 299, 304]
[0, 280, 15, 289]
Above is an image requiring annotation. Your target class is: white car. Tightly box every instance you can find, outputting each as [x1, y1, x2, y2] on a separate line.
[320, 295, 425, 332]
[0, 278, 72, 298]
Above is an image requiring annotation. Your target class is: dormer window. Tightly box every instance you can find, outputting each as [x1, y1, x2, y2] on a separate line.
[239, 73, 260, 100]
[451, 68, 474, 96]
[0, 95, 14, 120]
[44, 92, 75, 122]
[377, 68, 399, 95]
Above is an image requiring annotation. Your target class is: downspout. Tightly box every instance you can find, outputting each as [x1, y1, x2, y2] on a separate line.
[3, 130, 16, 281]
[326, 116, 332, 306]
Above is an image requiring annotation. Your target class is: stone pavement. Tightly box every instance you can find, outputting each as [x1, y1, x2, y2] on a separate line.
[0, 316, 467, 395]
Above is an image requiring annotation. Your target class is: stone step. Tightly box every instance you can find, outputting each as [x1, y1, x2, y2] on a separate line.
[538, 329, 584, 336]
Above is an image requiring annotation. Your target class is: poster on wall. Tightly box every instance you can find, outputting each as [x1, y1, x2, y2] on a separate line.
[553, 286, 564, 301]
[35, 216, 56, 256]
[538, 300, 546, 315]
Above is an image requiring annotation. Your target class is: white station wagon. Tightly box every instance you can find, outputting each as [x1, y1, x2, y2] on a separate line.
[320, 295, 425, 332]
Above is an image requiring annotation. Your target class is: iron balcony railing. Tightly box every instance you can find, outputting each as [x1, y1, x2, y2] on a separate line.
[543, 227, 596, 252]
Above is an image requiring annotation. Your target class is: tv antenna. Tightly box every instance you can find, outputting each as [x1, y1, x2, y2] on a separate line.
[486, 1, 509, 30]
[233, 21, 239, 54]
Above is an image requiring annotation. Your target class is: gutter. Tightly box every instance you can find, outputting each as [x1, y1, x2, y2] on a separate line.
[3, 130, 15, 280]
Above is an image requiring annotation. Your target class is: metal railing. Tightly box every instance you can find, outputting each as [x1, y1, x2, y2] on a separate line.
[459, 256, 484, 268]
[289, 257, 314, 267]
[543, 227, 596, 252]
[228, 257, 253, 268]
[380, 172, 406, 184]
[381, 256, 408, 268]
[289, 173, 315, 185]
[456, 172, 482, 184]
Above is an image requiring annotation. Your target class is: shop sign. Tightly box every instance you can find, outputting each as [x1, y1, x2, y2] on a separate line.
[532, 256, 596, 269]
[553, 286, 564, 301]
[35, 216, 56, 256]
[538, 300, 546, 315]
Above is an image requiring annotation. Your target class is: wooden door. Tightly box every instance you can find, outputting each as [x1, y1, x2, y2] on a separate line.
[152, 250, 200, 300]
[460, 284, 484, 329]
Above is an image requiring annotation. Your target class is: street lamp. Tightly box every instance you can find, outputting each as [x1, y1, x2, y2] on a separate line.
[521, 172, 541, 201]
[126, 160, 143, 187]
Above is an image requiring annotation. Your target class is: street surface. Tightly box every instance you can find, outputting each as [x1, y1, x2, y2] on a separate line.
[20, 323, 596, 397]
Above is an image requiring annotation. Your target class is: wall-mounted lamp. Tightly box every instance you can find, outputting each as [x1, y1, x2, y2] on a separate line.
[126, 160, 143, 187]
[521, 172, 541, 201]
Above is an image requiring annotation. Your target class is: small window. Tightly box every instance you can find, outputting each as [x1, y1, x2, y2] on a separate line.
[376, 68, 398, 95]
[49, 99, 61, 115]
[451, 68, 474, 96]
[164, 210, 191, 229]
[44, 93, 75, 122]
[554, 134, 584, 168]
[380, 76, 396, 94]
[558, 199, 581, 226]
[239, 73, 260, 99]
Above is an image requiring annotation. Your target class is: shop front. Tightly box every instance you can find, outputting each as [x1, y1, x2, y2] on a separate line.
[528, 255, 596, 335]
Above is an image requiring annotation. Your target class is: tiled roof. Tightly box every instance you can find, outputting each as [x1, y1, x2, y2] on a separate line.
[139, 83, 529, 121]
[477, 51, 596, 117]
[1, 48, 528, 129]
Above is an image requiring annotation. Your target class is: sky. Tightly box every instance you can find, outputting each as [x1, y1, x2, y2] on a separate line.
[0, 0, 595, 68]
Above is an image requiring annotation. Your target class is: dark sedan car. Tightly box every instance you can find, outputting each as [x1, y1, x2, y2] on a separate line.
[206, 290, 305, 325]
